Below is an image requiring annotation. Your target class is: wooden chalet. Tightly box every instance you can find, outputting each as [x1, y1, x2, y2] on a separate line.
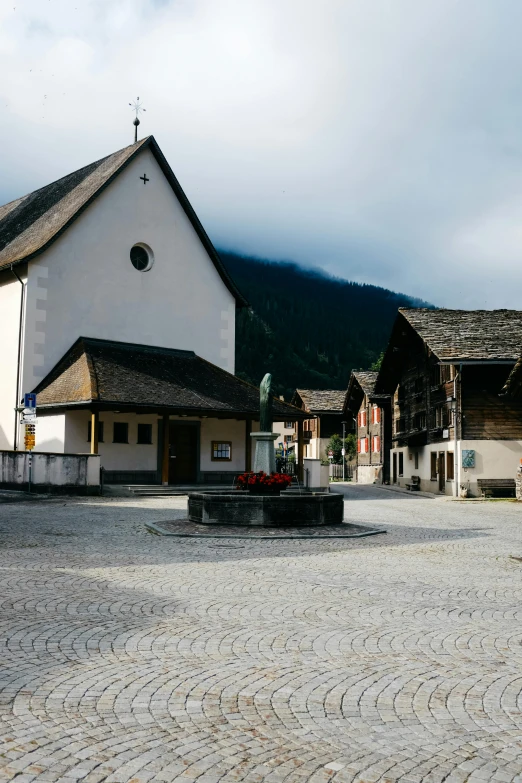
[375, 308, 522, 497]
[291, 389, 348, 461]
[344, 371, 391, 484]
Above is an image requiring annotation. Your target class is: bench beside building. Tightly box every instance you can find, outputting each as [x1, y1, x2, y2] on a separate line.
[375, 308, 522, 497]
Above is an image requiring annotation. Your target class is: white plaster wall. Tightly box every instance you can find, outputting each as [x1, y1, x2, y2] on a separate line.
[64, 411, 159, 471]
[0, 275, 24, 450]
[390, 440, 522, 495]
[200, 418, 247, 472]
[34, 414, 66, 453]
[357, 464, 383, 484]
[21, 147, 236, 397]
[43, 411, 250, 474]
[273, 421, 295, 451]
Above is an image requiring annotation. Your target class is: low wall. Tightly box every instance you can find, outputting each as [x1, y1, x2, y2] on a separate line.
[0, 451, 101, 494]
[304, 459, 329, 491]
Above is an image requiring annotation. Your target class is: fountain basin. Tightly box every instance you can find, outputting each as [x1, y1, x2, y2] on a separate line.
[188, 490, 343, 526]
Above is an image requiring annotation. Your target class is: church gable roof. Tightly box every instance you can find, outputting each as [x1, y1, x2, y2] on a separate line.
[0, 136, 247, 306]
[32, 337, 307, 419]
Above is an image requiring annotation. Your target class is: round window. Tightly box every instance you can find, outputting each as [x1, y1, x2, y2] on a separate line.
[130, 244, 154, 272]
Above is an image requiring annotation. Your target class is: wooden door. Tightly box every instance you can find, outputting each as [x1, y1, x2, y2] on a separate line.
[392, 452, 397, 483]
[438, 451, 445, 492]
[169, 424, 198, 483]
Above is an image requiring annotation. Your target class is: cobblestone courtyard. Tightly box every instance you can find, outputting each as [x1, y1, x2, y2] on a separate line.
[0, 486, 521, 783]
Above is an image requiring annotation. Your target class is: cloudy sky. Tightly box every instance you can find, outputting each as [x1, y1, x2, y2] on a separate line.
[1, 0, 522, 308]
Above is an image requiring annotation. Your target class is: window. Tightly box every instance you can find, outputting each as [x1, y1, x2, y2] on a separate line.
[372, 406, 381, 424]
[414, 451, 419, 470]
[130, 243, 154, 272]
[430, 452, 438, 480]
[395, 417, 406, 433]
[358, 410, 367, 428]
[398, 452, 404, 477]
[412, 411, 426, 430]
[113, 422, 129, 443]
[87, 421, 104, 443]
[358, 437, 368, 454]
[212, 441, 232, 461]
[284, 421, 294, 429]
[137, 423, 153, 444]
[372, 435, 380, 453]
[447, 451, 454, 480]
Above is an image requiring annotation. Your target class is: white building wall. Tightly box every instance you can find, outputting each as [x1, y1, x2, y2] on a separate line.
[36, 411, 251, 477]
[20, 147, 236, 406]
[0, 275, 24, 450]
[391, 440, 522, 496]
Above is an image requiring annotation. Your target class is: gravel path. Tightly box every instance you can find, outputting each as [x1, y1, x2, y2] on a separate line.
[0, 486, 521, 782]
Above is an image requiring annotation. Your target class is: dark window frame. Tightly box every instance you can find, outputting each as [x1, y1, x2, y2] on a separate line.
[87, 421, 104, 443]
[113, 422, 129, 444]
[211, 441, 232, 461]
[137, 423, 153, 445]
[430, 452, 438, 480]
[447, 451, 455, 480]
[398, 452, 404, 477]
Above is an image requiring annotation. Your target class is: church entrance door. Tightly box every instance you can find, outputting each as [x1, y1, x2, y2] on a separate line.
[168, 423, 198, 483]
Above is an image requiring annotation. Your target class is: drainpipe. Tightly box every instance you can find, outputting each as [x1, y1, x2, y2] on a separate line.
[454, 365, 460, 498]
[10, 265, 26, 451]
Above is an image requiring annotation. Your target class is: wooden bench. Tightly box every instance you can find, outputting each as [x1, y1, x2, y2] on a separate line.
[405, 475, 421, 491]
[477, 478, 516, 498]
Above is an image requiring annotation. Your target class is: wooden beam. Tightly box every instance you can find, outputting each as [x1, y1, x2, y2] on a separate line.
[90, 411, 99, 455]
[245, 419, 252, 472]
[297, 419, 304, 483]
[161, 414, 170, 485]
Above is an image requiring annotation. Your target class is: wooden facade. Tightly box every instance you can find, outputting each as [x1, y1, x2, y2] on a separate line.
[345, 371, 391, 484]
[376, 309, 522, 496]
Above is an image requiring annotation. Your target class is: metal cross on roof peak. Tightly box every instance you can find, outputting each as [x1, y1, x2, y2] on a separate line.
[129, 97, 146, 143]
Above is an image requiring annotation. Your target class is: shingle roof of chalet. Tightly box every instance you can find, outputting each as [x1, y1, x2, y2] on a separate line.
[400, 308, 522, 361]
[33, 337, 307, 419]
[352, 371, 378, 397]
[294, 389, 347, 413]
[0, 136, 247, 306]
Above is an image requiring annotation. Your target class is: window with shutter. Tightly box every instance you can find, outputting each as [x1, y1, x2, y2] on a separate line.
[376, 407, 381, 424]
[357, 438, 361, 453]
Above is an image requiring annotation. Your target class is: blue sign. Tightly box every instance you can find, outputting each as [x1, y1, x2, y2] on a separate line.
[462, 449, 475, 468]
[24, 393, 37, 409]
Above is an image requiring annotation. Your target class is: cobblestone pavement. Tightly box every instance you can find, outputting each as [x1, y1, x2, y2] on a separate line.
[0, 486, 521, 783]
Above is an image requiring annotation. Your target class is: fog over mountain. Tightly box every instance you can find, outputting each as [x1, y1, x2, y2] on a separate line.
[1, 1, 522, 308]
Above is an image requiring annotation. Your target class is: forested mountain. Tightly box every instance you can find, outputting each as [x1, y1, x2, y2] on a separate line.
[220, 251, 432, 400]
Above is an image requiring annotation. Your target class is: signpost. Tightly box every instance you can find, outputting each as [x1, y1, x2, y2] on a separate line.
[21, 393, 37, 491]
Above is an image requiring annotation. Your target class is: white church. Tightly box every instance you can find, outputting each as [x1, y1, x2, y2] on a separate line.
[0, 135, 304, 486]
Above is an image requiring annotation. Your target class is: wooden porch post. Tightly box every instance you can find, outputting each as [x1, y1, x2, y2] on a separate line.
[161, 414, 170, 485]
[245, 419, 252, 471]
[297, 419, 304, 483]
[90, 411, 99, 455]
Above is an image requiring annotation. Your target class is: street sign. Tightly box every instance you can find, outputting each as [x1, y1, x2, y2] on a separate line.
[24, 422, 36, 451]
[341, 448, 345, 456]
[24, 393, 37, 409]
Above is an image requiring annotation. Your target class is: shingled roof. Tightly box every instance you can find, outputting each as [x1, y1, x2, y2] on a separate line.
[399, 308, 522, 361]
[351, 371, 378, 397]
[32, 337, 306, 419]
[0, 136, 247, 306]
[293, 389, 346, 413]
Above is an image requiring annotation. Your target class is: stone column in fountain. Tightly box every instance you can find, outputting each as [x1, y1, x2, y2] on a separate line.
[251, 373, 279, 473]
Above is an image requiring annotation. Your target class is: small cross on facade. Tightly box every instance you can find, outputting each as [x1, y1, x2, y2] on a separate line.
[140, 173, 149, 184]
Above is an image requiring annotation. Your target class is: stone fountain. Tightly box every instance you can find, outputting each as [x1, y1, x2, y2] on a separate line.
[187, 373, 343, 526]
